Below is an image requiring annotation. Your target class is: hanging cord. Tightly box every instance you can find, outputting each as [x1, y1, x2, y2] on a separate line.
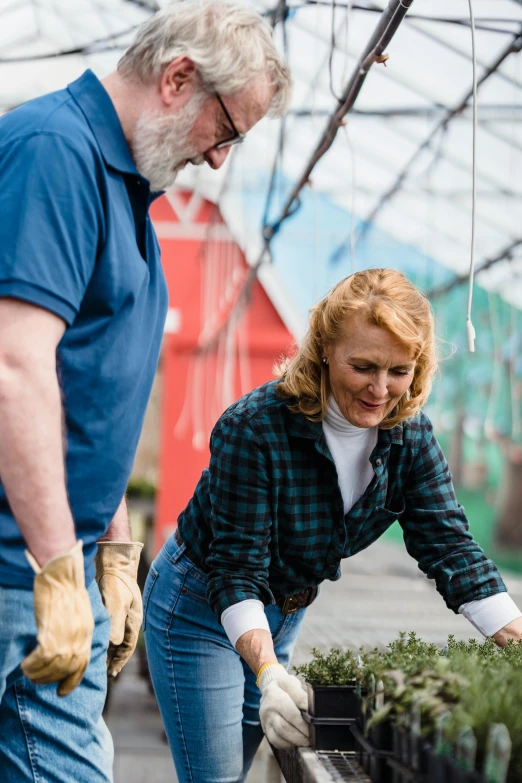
[329, 0, 342, 101]
[466, 0, 478, 352]
[342, 0, 356, 273]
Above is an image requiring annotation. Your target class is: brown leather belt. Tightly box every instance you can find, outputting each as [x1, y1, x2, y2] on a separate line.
[174, 529, 318, 615]
[273, 586, 318, 615]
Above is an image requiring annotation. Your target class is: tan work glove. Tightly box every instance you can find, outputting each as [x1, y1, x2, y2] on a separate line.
[22, 540, 94, 697]
[95, 541, 144, 677]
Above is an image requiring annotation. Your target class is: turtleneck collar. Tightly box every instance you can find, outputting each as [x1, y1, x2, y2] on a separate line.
[324, 395, 378, 436]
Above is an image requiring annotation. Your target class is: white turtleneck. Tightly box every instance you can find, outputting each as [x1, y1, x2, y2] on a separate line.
[322, 395, 378, 513]
[220, 397, 521, 647]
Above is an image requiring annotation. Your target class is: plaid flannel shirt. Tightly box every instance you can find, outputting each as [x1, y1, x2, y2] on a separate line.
[177, 381, 506, 620]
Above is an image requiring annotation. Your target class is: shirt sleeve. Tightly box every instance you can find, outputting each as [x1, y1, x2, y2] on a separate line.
[400, 414, 506, 611]
[206, 413, 273, 619]
[0, 132, 104, 324]
[221, 599, 271, 647]
[459, 593, 522, 636]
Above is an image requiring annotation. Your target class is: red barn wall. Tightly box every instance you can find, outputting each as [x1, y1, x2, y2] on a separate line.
[149, 191, 293, 553]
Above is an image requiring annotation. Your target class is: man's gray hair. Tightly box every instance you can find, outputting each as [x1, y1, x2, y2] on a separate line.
[118, 0, 291, 117]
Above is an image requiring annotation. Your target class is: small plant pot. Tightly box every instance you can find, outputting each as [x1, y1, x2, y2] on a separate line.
[369, 718, 393, 752]
[350, 723, 393, 783]
[392, 726, 410, 767]
[425, 744, 453, 783]
[446, 759, 484, 783]
[386, 755, 417, 783]
[356, 689, 369, 730]
[303, 713, 356, 751]
[306, 681, 360, 719]
[388, 730, 430, 783]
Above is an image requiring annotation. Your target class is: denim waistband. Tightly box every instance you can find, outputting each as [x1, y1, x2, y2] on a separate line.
[160, 531, 208, 580]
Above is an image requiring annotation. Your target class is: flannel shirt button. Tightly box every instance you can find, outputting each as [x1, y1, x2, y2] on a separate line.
[375, 458, 382, 467]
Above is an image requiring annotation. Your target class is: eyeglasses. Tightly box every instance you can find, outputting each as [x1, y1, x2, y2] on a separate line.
[214, 92, 245, 150]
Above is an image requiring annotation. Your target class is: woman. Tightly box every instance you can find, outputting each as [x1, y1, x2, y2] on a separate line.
[144, 269, 522, 783]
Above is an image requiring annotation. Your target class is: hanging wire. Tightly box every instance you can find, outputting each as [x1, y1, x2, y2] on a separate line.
[328, 0, 343, 101]
[466, 0, 478, 352]
[198, 0, 414, 355]
[0, 23, 143, 62]
[262, 1, 289, 239]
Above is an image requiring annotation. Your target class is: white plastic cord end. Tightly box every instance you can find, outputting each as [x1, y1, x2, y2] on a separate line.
[466, 319, 476, 353]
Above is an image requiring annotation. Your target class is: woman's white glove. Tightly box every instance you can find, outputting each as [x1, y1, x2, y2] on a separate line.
[257, 663, 310, 750]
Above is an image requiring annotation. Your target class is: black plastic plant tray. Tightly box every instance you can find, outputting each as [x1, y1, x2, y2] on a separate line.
[387, 755, 425, 783]
[318, 751, 373, 782]
[392, 726, 429, 772]
[350, 723, 394, 783]
[307, 683, 361, 719]
[304, 713, 357, 751]
[425, 746, 484, 783]
[369, 720, 393, 753]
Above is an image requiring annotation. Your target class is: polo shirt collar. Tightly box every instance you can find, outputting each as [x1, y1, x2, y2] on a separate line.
[68, 69, 140, 177]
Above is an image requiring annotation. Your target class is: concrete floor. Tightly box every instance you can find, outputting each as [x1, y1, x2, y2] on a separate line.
[105, 539, 522, 783]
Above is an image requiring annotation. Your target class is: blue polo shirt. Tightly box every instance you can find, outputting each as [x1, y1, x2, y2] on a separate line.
[0, 70, 168, 589]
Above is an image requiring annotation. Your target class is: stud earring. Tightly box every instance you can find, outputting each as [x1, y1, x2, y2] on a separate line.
[322, 357, 328, 365]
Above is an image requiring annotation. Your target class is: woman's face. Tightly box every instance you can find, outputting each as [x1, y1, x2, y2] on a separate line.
[324, 312, 416, 428]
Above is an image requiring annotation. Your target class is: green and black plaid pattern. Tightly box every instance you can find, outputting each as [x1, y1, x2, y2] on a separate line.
[177, 381, 505, 620]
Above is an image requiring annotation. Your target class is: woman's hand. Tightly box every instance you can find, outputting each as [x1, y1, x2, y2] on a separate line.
[258, 664, 310, 749]
[492, 615, 522, 647]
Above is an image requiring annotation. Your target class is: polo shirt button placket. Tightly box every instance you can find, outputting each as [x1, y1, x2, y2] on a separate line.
[375, 458, 382, 467]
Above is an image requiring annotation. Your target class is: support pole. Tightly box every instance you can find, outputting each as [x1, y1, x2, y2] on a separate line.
[197, 0, 415, 353]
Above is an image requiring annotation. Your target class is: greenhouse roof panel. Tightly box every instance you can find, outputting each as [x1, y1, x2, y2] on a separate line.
[3, 0, 522, 321]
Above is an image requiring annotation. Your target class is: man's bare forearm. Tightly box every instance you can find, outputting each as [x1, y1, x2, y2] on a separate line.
[98, 496, 132, 542]
[0, 359, 76, 567]
[235, 629, 278, 675]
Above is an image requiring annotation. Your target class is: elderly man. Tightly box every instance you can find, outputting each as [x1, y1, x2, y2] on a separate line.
[0, 1, 291, 780]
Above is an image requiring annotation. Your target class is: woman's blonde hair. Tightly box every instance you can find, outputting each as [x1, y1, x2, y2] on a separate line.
[276, 268, 438, 429]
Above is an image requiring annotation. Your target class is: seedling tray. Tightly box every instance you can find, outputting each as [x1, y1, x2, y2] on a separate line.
[350, 723, 393, 783]
[425, 746, 484, 783]
[303, 713, 357, 751]
[307, 683, 361, 719]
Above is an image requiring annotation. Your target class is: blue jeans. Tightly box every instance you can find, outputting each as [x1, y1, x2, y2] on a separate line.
[0, 580, 113, 782]
[144, 534, 307, 783]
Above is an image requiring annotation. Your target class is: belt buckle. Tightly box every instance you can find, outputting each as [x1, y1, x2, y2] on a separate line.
[282, 593, 301, 615]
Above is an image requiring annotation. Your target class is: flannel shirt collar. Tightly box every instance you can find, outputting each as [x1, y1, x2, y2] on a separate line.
[286, 409, 404, 458]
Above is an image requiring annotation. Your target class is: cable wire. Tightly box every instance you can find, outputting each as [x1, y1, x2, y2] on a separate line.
[466, 0, 478, 352]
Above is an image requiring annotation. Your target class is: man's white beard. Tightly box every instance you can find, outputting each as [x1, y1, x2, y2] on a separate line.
[132, 93, 206, 192]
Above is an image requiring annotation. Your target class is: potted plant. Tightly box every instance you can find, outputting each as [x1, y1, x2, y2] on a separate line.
[294, 647, 361, 717]
[293, 647, 362, 751]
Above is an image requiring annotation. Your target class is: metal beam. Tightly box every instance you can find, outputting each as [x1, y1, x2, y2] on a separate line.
[288, 104, 522, 120]
[197, 0, 415, 353]
[428, 238, 522, 300]
[331, 31, 522, 261]
[284, 4, 522, 35]
[267, 0, 415, 240]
